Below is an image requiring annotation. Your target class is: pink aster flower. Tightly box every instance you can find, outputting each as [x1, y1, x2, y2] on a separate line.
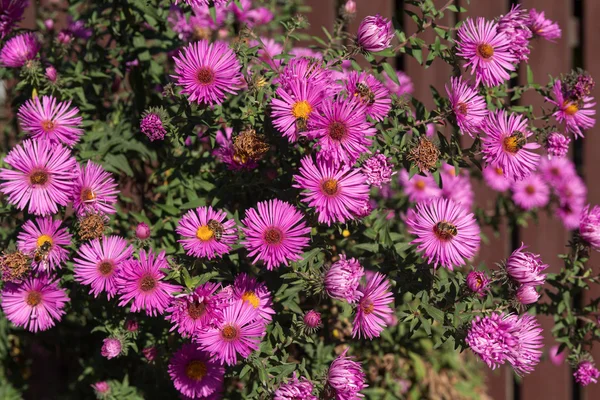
[244, 7, 274, 28]
[446, 76, 488, 137]
[177, 206, 237, 260]
[327, 348, 366, 399]
[17, 217, 71, 272]
[538, 157, 577, 187]
[440, 163, 474, 211]
[73, 236, 134, 299]
[399, 169, 442, 203]
[172, 40, 243, 105]
[140, 112, 166, 141]
[232, 273, 275, 322]
[92, 381, 110, 396]
[406, 198, 481, 270]
[505, 244, 548, 287]
[277, 58, 333, 94]
[497, 5, 532, 62]
[241, 199, 311, 270]
[168, 343, 224, 399]
[294, 156, 370, 226]
[356, 14, 393, 52]
[0, 31, 40, 67]
[0, 0, 28, 39]
[303, 310, 322, 332]
[289, 47, 322, 60]
[165, 282, 231, 337]
[274, 373, 317, 400]
[555, 176, 587, 230]
[135, 222, 151, 240]
[324, 254, 364, 303]
[383, 70, 414, 96]
[1, 273, 69, 332]
[549, 345, 567, 366]
[481, 110, 540, 181]
[195, 300, 266, 365]
[101, 337, 123, 359]
[116, 249, 182, 316]
[482, 165, 512, 192]
[546, 80, 596, 138]
[580, 205, 600, 250]
[456, 18, 516, 87]
[511, 174, 550, 210]
[466, 270, 490, 296]
[72, 161, 119, 217]
[212, 127, 258, 171]
[271, 79, 324, 143]
[352, 271, 394, 339]
[516, 285, 540, 305]
[175, 0, 227, 9]
[574, 361, 600, 386]
[346, 71, 391, 121]
[17, 96, 83, 146]
[250, 37, 283, 68]
[0, 139, 77, 216]
[546, 132, 570, 158]
[361, 152, 395, 188]
[528, 9, 561, 42]
[45, 65, 57, 82]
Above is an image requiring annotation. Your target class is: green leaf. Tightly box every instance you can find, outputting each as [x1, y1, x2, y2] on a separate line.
[381, 62, 397, 84]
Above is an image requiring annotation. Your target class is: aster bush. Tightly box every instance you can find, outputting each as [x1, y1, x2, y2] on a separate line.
[0, 0, 600, 399]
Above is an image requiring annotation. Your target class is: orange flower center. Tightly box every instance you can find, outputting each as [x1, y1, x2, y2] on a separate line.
[525, 185, 536, 195]
[81, 188, 96, 202]
[476, 43, 494, 59]
[188, 301, 206, 319]
[321, 179, 339, 195]
[564, 103, 579, 116]
[140, 275, 156, 292]
[292, 101, 312, 119]
[415, 180, 426, 190]
[221, 324, 238, 341]
[241, 291, 260, 308]
[98, 261, 114, 276]
[185, 360, 207, 381]
[456, 102, 468, 115]
[29, 170, 49, 185]
[328, 121, 347, 141]
[26, 290, 42, 306]
[197, 67, 215, 85]
[264, 227, 283, 245]
[41, 120, 55, 132]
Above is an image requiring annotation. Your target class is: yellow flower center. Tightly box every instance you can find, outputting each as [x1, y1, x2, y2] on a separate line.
[495, 167, 504, 176]
[292, 100, 312, 119]
[36, 235, 53, 248]
[241, 291, 260, 308]
[415, 180, 426, 190]
[196, 225, 214, 241]
[476, 43, 494, 59]
[185, 360, 207, 381]
[564, 102, 579, 116]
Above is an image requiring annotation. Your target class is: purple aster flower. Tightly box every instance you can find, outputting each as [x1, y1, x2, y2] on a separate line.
[17, 217, 71, 272]
[549, 345, 567, 366]
[0, 139, 77, 216]
[289, 47, 322, 60]
[72, 161, 119, 217]
[556, 175, 587, 230]
[546, 80, 596, 138]
[277, 58, 333, 94]
[481, 110, 540, 181]
[165, 282, 231, 337]
[505, 244, 548, 286]
[271, 79, 324, 143]
[326, 348, 366, 399]
[116, 249, 182, 316]
[241, 199, 311, 270]
[176, 0, 227, 7]
[92, 381, 110, 396]
[574, 361, 600, 386]
[143, 346, 157, 362]
[580, 205, 600, 250]
[168, 343, 224, 398]
[511, 173, 550, 210]
[406, 198, 481, 269]
[303, 310, 322, 332]
[101, 337, 123, 359]
[456, 18, 516, 87]
[352, 271, 394, 339]
[399, 169, 442, 203]
[324, 254, 364, 303]
[482, 165, 512, 192]
[140, 112, 166, 141]
[383, 70, 414, 96]
[361, 152, 395, 188]
[356, 14, 394, 52]
[73, 236, 134, 299]
[244, 7, 274, 28]
[274, 373, 317, 400]
[0, 31, 40, 67]
[232, 273, 275, 322]
[212, 127, 258, 171]
[345, 71, 391, 121]
[446, 76, 488, 137]
[1, 273, 69, 332]
[528, 9, 561, 42]
[172, 40, 243, 105]
[294, 156, 370, 226]
[516, 285, 540, 305]
[66, 17, 92, 39]
[250, 37, 283, 68]
[0, 0, 28, 39]
[546, 132, 570, 158]
[45, 65, 57, 82]
[538, 157, 577, 187]
[497, 5, 532, 62]
[440, 163, 474, 211]
[125, 319, 138, 332]
[466, 270, 489, 296]
[135, 222, 151, 240]
[309, 97, 376, 167]
[195, 300, 266, 366]
[177, 206, 237, 260]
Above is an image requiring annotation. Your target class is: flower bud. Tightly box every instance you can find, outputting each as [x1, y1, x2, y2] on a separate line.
[101, 337, 123, 360]
[45, 66, 57, 82]
[516, 285, 540, 305]
[135, 222, 151, 240]
[466, 271, 489, 296]
[357, 14, 394, 52]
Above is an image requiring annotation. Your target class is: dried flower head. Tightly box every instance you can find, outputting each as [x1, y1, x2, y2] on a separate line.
[78, 213, 107, 241]
[233, 129, 270, 163]
[408, 137, 440, 172]
[0, 250, 31, 283]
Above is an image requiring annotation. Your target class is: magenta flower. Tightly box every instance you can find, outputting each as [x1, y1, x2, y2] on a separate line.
[92, 381, 110, 395]
[406, 198, 481, 270]
[516, 285, 540, 305]
[548, 345, 567, 366]
[546, 80, 596, 138]
[445, 76, 488, 137]
[482, 165, 512, 192]
[101, 337, 123, 359]
[580, 205, 600, 250]
[574, 361, 600, 386]
[212, 127, 257, 171]
[1, 273, 69, 332]
[241, 199, 311, 270]
[172, 40, 243, 105]
[17, 217, 71, 272]
[324, 254, 364, 303]
[466, 270, 489, 296]
[303, 310, 322, 331]
[0, 32, 40, 67]
[481, 110, 540, 181]
[72, 161, 119, 217]
[356, 14, 393, 52]
[289, 47, 322, 60]
[546, 132, 570, 158]
[140, 113, 166, 141]
[116, 249, 182, 316]
[271, 79, 324, 143]
[232, 273, 275, 322]
[18, 96, 83, 146]
[440, 163, 474, 211]
[345, 71, 391, 121]
[511, 174, 550, 210]
[168, 343, 224, 399]
[250, 37, 283, 68]
[361, 152, 395, 189]
[538, 157, 577, 187]
[327, 348, 366, 399]
[274, 373, 317, 400]
[143, 346, 157, 362]
[398, 170, 442, 203]
[352, 272, 394, 339]
[0, 0, 28, 39]
[505, 244, 548, 287]
[497, 5, 532, 62]
[45, 65, 57, 82]
[177, 206, 237, 260]
[73, 236, 134, 299]
[0, 139, 77, 216]
[175, 0, 227, 8]
[456, 18, 516, 87]
[165, 282, 231, 337]
[528, 9, 561, 42]
[294, 156, 370, 226]
[195, 300, 266, 366]
[135, 222, 151, 240]
[310, 98, 376, 167]
[383, 70, 414, 96]
[277, 58, 332, 95]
